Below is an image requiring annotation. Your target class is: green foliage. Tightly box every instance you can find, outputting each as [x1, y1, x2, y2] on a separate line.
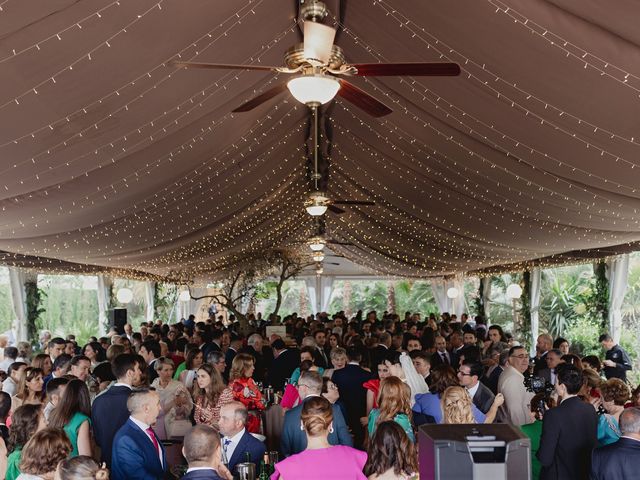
[154, 283, 177, 324]
[521, 272, 531, 349]
[564, 316, 603, 358]
[0, 282, 14, 333]
[593, 260, 608, 327]
[26, 280, 46, 343]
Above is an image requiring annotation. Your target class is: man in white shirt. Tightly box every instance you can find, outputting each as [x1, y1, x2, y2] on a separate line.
[181, 425, 227, 480]
[498, 346, 535, 425]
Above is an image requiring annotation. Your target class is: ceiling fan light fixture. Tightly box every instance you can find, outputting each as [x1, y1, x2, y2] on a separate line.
[305, 204, 328, 216]
[287, 74, 340, 106]
[308, 236, 326, 251]
[312, 252, 325, 262]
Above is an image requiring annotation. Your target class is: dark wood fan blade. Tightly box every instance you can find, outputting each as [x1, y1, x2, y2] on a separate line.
[332, 200, 376, 206]
[351, 62, 460, 76]
[173, 61, 280, 72]
[232, 83, 288, 112]
[337, 79, 392, 117]
[327, 240, 354, 246]
[325, 262, 340, 265]
[327, 204, 346, 214]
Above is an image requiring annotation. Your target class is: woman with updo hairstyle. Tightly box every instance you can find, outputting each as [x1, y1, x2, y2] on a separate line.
[595, 378, 630, 446]
[17, 428, 71, 480]
[364, 421, 418, 480]
[229, 353, 264, 433]
[55, 456, 109, 480]
[440, 386, 503, 425]
[271, 396, 367, 479]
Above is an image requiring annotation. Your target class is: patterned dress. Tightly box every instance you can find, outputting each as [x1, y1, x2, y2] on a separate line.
[231, 377, 265, 433]
[194, 386, 234, 427]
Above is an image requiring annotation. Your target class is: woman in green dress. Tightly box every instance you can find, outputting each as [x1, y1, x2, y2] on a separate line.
[367, 376, 415, 442]
[48, 379, 92, 457]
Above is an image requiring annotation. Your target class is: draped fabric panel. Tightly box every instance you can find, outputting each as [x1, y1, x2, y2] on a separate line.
[96, 275, 113, 337]
[430, 279, 449, 314]
[144, 282, 156, 324]
[480, 277, 492, 320]
[304, 278, 319, 314]
[8, 268, 36, 343]
[529, 268, 542, 357]
[606, 255, 630, 344]
[320, 276, 335, 313]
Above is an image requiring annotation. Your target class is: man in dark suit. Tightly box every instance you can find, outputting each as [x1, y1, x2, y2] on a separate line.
[224, 334, 242, 382]
[331, 346, 372, 448]
[92, 353, 142, 467]
[239, 334, 266, 383]
[281, 371, 352, 457]
[481, 344, 506, 395]
[537, 364, 597, 480]
[372, 333, 392, 371]
[267, 339, 299, 392]
[139, 339, 161, 383]
[218, 401, 266, 474]
[457, 361, 495, 414]
[181, 425, 226, 480]
[201, 330, 223, 363]
[312, 330, 330, 369]
[591, 407, 640, 480]
[536, 349, 563, 386]
[42, 353, 72, 393]
[533, 333, 553, 376]
[111, 389, 166, 480]
[430, 335, 451, 368]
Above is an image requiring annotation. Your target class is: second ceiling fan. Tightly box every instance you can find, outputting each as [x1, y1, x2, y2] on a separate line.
[175, 0, 460, 117]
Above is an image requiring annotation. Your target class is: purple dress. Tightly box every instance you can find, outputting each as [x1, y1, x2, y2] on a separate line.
[271, 445, 367, 480]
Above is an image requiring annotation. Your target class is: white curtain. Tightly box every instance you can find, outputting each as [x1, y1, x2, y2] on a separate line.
[144, 282, 156, 324]
[430, 278, 449, 314]
[304, 277, 319, 313]
[96, 275, 112, 336]
[480, 277, 492, 319]
[452, 277, 465, 318]
[606, 255, 629, 344]
[320, 276, 335, 312]
[529, 268, 542, 357]
[8, 267, 36, 343]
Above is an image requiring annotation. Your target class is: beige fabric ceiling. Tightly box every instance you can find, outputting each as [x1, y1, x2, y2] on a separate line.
[1, 0, 639, 280]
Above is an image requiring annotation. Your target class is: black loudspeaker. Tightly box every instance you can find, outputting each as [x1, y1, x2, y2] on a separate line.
[108, 308, 127, 334]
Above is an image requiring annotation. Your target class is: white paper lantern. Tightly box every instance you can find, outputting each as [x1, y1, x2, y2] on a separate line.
[446, 287, 459, 299]
[116, 288, 133, 304]
[179, 290, 191, 302]
[506, 283, 523, 299]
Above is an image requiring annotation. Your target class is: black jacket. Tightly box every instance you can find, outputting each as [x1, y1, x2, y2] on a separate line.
[267, 348, 300, 391]
[471, 381, 495, 414]
[604, 345, 632, 381]
[536, 396, 597, 480]
[331, 364, 372, 448]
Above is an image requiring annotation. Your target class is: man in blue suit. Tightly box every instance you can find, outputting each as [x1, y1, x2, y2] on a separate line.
[112, 389, 166, 480]
[181, 425, 226, 480]
[591, 407, 640, 480]
[218, 401, 266, 475]
[280, 371, 352, 457]
[92, 353, 142, 467]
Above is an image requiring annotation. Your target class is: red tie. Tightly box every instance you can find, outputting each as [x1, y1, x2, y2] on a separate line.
[146, 427, 160, 454]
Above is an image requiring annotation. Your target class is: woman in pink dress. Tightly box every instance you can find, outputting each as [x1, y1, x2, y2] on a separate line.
[271, 396, 367, 480]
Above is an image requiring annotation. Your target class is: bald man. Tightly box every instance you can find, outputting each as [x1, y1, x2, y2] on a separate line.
[218, 401, 266, 474]
[111, 389, 166, 480]
[182, 425, 226, 480]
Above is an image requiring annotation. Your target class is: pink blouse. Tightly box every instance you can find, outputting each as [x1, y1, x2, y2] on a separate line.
[271, 445, 367, 479]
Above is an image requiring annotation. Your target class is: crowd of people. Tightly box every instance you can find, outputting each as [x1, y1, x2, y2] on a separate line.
[0, 309, 635, 479]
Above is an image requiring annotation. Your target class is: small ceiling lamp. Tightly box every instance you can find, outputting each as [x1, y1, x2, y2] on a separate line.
[316, 266, 324, 275]
[312, 252, 325, 262]
[446, 287, 459, 299]
[305, 191, 330, 217]
[116, 288, 133, 304]
[308, 236, 326, 251]
[179, 290, 191, 302]
[506, 283, 523, 299]
[287, 74, 340, 106]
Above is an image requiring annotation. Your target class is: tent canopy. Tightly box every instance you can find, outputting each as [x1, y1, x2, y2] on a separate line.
[1, 0, 639, 280]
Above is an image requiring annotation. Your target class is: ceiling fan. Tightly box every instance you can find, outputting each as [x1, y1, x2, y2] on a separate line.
[174, 0, 460, 117]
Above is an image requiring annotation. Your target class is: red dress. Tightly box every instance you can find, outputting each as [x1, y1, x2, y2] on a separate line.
[363, 379, 381, 408]
[231, 377, 265, 433]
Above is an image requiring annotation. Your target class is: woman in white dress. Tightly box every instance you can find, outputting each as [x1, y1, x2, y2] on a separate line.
[150, 357, 193, 439]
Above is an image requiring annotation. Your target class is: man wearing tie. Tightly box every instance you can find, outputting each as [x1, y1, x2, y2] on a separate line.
[430, 336, 450, 367]
[218, 401, 266, 475]
[111, 389, 166, 480]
